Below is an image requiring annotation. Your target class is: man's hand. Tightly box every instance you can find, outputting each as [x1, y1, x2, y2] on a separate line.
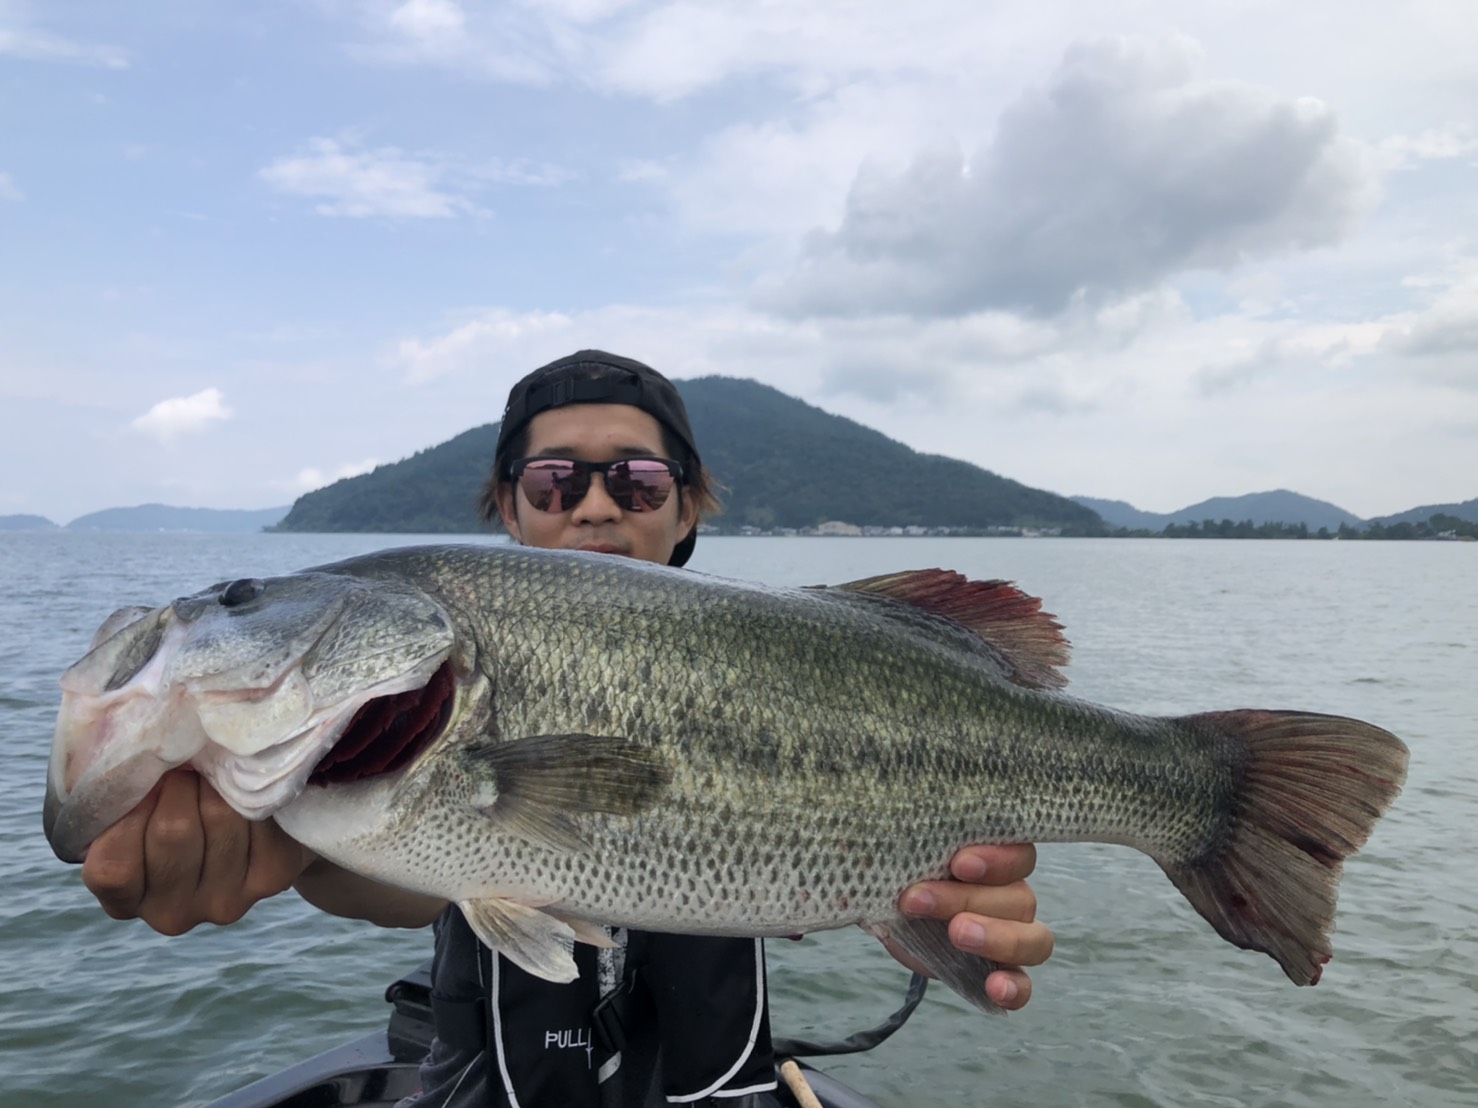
[81, 769, 312, 935]
[890, 844, 1055, 1011]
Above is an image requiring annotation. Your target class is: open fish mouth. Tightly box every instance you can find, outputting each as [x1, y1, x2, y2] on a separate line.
[43, 571, 459, 863]
[306, 660, 458, 787]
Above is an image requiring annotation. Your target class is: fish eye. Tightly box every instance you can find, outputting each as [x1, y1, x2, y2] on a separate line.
[219, 578, 266, 608]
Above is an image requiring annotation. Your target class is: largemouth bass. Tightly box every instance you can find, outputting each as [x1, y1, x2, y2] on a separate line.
[43, 544, 1408, 1013]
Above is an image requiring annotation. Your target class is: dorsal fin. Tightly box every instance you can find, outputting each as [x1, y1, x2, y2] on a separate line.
[835, 569, 1071, 689]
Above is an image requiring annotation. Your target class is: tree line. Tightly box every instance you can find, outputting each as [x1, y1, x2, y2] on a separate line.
[1129, 514, 1477, 540]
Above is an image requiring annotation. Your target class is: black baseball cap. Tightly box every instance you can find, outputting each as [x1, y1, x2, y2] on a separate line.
[496, 350, 702, 567]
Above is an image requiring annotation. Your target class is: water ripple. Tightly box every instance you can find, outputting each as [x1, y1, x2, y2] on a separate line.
[3, 535, 1474, 1108]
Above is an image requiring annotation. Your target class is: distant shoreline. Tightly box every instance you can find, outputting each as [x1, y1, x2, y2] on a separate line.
[4, 527, 1472, 542]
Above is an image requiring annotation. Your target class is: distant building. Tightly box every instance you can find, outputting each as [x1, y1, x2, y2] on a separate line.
[814, 520, 863, 536]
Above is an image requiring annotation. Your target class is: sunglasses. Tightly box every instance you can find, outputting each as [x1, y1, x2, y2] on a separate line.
[510, 456, 684, 514]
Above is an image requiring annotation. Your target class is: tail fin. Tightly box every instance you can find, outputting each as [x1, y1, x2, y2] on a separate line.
[1164, 710, 1408, 985]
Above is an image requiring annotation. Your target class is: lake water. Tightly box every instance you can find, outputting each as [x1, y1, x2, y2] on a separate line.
[1, 534, 1473, 1107]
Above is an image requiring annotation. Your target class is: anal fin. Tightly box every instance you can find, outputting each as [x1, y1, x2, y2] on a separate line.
[865, 917, 1005, 1016]
[545, 908, 619, 950]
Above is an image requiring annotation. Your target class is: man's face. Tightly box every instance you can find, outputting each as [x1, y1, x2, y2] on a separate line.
[495, 403, 698, 566]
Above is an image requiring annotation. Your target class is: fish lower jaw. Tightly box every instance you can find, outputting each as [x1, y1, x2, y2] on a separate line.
[190, 718, 330, 820]
[44, 746, 190, 863]
[197, 668, 451, 821]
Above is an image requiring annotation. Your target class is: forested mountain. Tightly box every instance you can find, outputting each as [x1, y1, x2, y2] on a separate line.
[1069, 497, 1166, 531]
[273, 424, 499, 534]
[1370, 497, 1478, 527]
[684, 377, 1100, 532]
[1074, 490, 1364, 532]
[274, 376, 1103, 534]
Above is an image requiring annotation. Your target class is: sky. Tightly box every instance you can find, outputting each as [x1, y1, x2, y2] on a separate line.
[3, 0, 1476, 524]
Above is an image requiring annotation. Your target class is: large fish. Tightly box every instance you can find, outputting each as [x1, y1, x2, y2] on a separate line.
[43, 544, 1408, 1013]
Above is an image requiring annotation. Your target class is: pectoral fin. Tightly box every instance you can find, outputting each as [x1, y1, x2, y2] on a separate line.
[459, 897, 583, 983]
[464, 732, 672, 853]
[865, 917, 1005, 1016]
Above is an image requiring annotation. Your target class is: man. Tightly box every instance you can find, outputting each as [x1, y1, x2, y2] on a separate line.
[82, 350, 1054, 1106]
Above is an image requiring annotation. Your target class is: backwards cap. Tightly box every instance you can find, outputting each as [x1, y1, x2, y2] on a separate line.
[495, 349, 701, 567]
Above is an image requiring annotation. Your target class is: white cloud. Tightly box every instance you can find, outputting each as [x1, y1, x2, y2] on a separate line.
[394, 0, 1043, 101]
[1384, 274, 1478, 358]
[0, 171, 22, 201]
[388, 302, 822, 399]
[335, 0, 1478, 139]
[1377, 124, 1478, 170]
[525, 0, 641, 20]
[594, 4, 808, 101]
[394, 308, 578, 382]
[389, 0, 466, 39]
[653, 79, 980, 241]
[258, 137, 478, 219]
[0, 14, 127, 68]
[347, 0, 559, 82]
[349, 0, 1058, 96]
[757, 36, 1380, 320]
[586, 1, 1052, 102]
[258, 136, 568, 217]
[1193, 320, 1388, 395]
[130, 388, 233, 442]
[377, 292, 1316, 424]
[466, 157, 574, 187]
[291, 458, 382, 493]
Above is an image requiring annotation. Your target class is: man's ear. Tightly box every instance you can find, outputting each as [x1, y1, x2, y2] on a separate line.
[495, 483, 523, 543]
[678, 486, 700, 538]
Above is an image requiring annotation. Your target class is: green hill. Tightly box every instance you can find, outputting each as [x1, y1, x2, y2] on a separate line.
[686, 377, 1100, 531]
[1371, 497, 1478, 527]
[0, 513, 59, 532]
[66, 504, 290, 533]
[274, 376, 1102, 534]
[1074, 489, 1363, 532]
[273, 424, 500, 534]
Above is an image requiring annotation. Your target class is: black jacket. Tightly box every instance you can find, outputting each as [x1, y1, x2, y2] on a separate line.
[406, 906, 776, 1107]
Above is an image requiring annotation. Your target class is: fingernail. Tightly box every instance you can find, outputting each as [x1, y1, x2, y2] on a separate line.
[957, 921, 986, 949]
[954, 854, 988, 881]
[994, 976, 1019, 1004]
[901, 888, 936, 916]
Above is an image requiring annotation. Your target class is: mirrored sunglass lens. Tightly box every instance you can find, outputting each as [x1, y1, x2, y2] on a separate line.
[607, 461, 675, 512]
[520, 461, 589, 512]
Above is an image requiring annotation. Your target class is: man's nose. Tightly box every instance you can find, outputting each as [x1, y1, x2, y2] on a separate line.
[570, 473, 621, 522]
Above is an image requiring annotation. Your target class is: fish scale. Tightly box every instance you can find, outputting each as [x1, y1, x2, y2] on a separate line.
[318, 552, 1260, 930]
[44, 543, 1408, 1014]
